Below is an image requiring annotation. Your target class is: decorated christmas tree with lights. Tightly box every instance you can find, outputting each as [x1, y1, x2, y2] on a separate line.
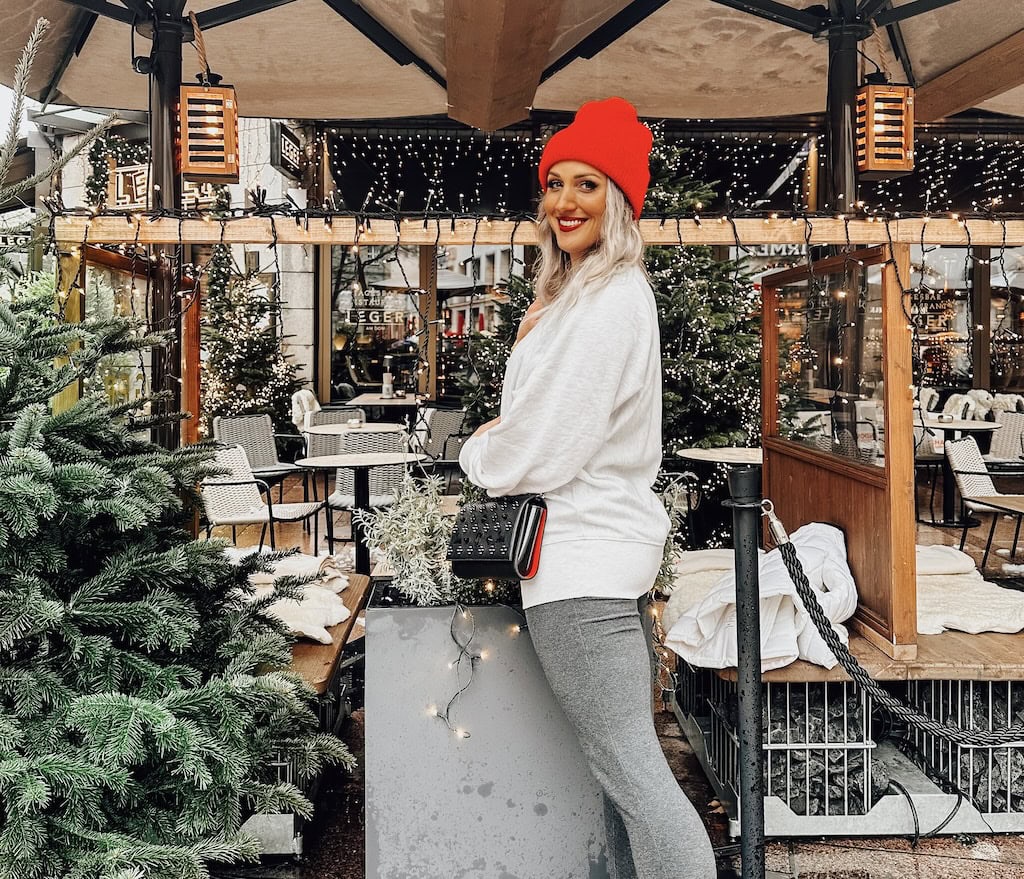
[0, 26, 351, 876]
[646, 134, 761, 453]
[456, 272, 534, 429]
[201, 195, 302, 435]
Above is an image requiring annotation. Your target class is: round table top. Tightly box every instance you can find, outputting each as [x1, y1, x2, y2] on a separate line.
[348, 393, 423, 407]
[303, 422, 405, 436]
[921, 417, 1001, 432]
[676, 446, 763, 465]
[296, 452, 426, 469]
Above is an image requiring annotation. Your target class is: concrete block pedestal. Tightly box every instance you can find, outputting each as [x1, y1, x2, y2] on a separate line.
[365, 604, 609, 879]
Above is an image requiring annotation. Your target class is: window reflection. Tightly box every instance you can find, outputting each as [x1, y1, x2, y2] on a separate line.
[775, 261, 885, 468]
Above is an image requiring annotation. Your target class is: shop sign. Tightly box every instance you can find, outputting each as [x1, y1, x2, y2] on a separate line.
[270, 121, 304, 180]
[342, 308, 409, 325]
[750, 244, 807, 257]
[108, 164, 218, 211]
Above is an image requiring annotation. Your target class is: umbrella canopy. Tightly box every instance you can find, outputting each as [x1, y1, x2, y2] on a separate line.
[2, 0, 1024, 129]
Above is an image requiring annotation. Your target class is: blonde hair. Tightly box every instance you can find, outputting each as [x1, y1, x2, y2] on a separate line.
[532, 179, 645, 316]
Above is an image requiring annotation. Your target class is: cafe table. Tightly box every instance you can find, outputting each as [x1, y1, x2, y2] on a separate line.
[676, 446, 763, 467]
[303, 422, 406, 437]
[920, 416, 1001, 526]
[296, 452, 426, 574]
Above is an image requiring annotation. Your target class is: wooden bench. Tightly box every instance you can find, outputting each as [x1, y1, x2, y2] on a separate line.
[290, 573, 371, 695]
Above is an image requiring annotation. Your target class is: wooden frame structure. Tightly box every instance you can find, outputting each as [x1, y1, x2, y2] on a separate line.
[52, 215, 1024, 248]
[762, 246, 915, 660]
[52, 213, 1024, 665]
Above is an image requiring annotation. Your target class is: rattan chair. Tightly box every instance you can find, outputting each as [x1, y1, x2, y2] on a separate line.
[413, 406, 467, 481]
[437, 432, 472, 492]
[913, 422, 943, 522]
[304, 406, 368, 459]
[984, 410, 1024, 473]
[201, 445, 332, 552]
[212, 414, 305, 502]
[327, 429, 407, 512]
[946, 435, 1024, 570]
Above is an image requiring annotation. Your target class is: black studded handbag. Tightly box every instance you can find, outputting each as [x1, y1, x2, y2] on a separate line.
[446, 494, 547, 581]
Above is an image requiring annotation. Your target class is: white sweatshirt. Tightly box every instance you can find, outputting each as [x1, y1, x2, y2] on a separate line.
[459, 265, 670, 609]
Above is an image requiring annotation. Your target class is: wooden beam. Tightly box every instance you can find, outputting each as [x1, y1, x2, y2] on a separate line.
[445, 0, 565, 131]
[417, 245, 439, 399]
[51, 245, 84, 415]
[916, 28, 1024, 121]
[55, 215, 1024, 247]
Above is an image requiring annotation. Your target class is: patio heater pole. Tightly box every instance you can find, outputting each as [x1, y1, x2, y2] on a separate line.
[147, 1, 187, 448]
[727, 467, 765, 879]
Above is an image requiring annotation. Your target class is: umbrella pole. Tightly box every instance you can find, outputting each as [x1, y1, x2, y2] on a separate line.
[149, 1, 187, 448]
[823, 0, 864, 216]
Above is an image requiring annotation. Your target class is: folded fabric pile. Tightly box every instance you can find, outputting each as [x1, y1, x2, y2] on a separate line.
[225, 549, 351, 644]
[917, 544, 1024, 635]
[663, 523, 858, 672]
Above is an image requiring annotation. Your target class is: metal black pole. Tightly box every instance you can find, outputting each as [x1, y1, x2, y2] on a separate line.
[727, 467, 765, 879]
[823, 1, 865, 214]
[147, 1, 187, 448]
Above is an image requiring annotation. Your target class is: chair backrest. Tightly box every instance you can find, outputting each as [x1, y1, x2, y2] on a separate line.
[913, 424, 942, 459]
[990, 410, 1024, 460]
[941, 393, 976, 421]
[409, 406, 435, 455]
[202, 445, 262, 523]
[945, 436, 997, 498]
[419, 407, 467, 459]
[335, 430, 405, 498]
[212, 414, 280, 470]
[442, 433, 470, 463]
[305, 407, 367, 458]
[917, 386, 940, 413]
[291, 389, 321, 430]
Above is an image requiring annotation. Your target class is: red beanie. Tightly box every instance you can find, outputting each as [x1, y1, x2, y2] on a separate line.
[538, 97, 652, 220]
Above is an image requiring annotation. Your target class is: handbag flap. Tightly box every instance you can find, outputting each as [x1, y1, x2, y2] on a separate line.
[446, 495, 546, 565]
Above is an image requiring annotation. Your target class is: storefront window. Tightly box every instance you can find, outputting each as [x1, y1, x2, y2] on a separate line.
[329, 245, 422, 401]
[990, 246, 1024, 391]
[775, 259, 885, 468]
[83, 252, 151, 406]
[909, 245, 972, 388]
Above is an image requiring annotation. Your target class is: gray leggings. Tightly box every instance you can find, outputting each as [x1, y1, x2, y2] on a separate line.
[525, 597, 716, 879]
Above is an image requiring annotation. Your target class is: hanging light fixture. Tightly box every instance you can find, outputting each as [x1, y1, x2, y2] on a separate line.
[178, 12, 239, 184]
[856, 72, 915, 180]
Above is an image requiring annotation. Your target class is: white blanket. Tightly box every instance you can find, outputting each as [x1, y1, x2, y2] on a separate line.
[225, 550, 351, 643]
[916, 544, 1024, 635]
[664, 523, 857, 672]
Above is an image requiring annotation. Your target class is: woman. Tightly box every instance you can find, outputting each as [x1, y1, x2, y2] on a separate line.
[459, 97, 716, 879]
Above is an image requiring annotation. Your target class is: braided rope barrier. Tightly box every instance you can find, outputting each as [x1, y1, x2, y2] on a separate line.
[764, 503, 1024, 747]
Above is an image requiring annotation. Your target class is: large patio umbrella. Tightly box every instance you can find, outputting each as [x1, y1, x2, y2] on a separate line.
[3, 0, 1024, 445]
[1, 1, 1024, 129]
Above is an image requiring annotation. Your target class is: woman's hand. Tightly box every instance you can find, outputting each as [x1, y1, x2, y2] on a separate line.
[473, 417, 501, 438]
[514, 299, 545, 346]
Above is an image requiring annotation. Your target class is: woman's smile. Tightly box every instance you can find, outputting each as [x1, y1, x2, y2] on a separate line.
[556, 216, 589, 233]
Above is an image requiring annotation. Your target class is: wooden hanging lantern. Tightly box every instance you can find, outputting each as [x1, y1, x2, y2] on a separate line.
[178, 83, 239, 183]
[177, 12, 239, 184]
[856, 80, 915, 180]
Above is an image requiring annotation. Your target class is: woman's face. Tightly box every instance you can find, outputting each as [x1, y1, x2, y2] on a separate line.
[542, 160, 607, 265]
